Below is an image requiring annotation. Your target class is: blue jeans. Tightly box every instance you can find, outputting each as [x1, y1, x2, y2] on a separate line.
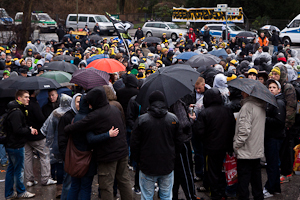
[139, 170, 174, 200]
[5, 147, 26, 198]
[67, 175, 94, 200]
[273, 46, 278, 54]
[61, 173, 72, 200]
[0, 144, 7, 165]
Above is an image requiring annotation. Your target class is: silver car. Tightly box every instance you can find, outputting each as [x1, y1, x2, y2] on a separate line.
[142, 21, 187, 41]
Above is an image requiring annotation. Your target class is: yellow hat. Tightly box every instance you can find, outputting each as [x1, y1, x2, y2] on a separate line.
[111, 44, 115, 47]
[0, 47, 4, 51]
[230, 59, 238, 65]
[13, 58, 18, 61]
[103, 38, 107, 40]
[156, 60, 163, 65]
[128, 44, 133, 48]
[271, 66, 281, 76]
[162, 33, 166, 35]
[138, 63, 145, 69]
[27, 41, 31, 44]
[180, 39, 184, 42]
[28, 49, 32, 52]
[162, 48, 168, 53]
[19, 59, 24, 64]
[179, 33, 183, 36]
[57, 49, 62, 52]
[201, 44, 205, 47]
[247, 68, 258, 75]
[5, 50, 11, 54]
[113, 40, 118, 43]
[56, 52, 61, 55]
[227, 74, 237, 82]
[110, 37, 114, 39]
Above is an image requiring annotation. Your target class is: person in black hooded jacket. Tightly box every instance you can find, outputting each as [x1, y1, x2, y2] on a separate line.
[193, 88, 236, 200]
[42, 90, 60, 119]
[131, 90, 183, 199]
[64, 86, 132, 200]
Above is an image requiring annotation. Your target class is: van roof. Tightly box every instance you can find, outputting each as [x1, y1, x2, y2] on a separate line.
[293, 14, 300, 19]
[68, 14, 105, 16]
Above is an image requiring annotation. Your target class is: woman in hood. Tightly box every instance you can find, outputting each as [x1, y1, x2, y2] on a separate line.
[213, 74, 230, 104]
[41, 94, 72, 197]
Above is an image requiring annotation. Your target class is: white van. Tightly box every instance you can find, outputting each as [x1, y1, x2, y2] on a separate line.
[280, 14, 300, 44]
[65, 14, 115, 35]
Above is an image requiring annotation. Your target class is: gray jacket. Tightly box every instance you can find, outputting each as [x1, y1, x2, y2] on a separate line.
[233, 96, 266, 159]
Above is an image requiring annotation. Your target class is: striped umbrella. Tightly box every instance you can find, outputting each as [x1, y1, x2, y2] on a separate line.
[70, 68, 110, 90]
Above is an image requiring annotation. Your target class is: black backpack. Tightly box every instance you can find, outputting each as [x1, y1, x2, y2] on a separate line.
[0, 108, 20, 144]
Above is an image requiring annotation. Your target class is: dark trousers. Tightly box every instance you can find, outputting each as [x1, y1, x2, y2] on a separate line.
[264, 138, 282, 194]
[191, 136, 204, 179]
[51, 162, 64, 184]
[237, 159, 263, 200]
[206, 151, 226, 200]
[173, 141, 196, 200]
[280, 128, 295, 176]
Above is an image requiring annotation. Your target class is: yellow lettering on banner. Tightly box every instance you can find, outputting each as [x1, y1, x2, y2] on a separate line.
[172, 7, 244, 23]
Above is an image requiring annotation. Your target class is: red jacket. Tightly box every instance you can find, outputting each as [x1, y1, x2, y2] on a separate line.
[188, 32, 196, 43]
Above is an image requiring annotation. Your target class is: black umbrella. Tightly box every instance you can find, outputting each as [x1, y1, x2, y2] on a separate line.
[89, 34, 103, 41]
[235, 31, 256, 38]
[185, 54, 221, 68]
[143, 36, 162, 44]
[0, 76, 25, 98]
[53, 55, 75, 62]
[9, 76, 61, 90]
[42, 61, 78, 74]
[136, 64, 200, 109]
[227, 78, 277, 107]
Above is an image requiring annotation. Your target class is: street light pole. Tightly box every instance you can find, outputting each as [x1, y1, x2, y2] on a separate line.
[225, 12, 228, 42]
[76, 0, 78, 31]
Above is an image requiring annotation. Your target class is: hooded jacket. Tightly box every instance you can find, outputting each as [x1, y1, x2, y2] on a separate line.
[42, 95, 60, 119]
[131, 100, 182, 176]
[265, 93, 286, 139]
[276, 64, 297, 128]
[5, 100, 32, 149]
[233, 96, 266, 159]
[193, 88, 235, 153]
[116, 74, 139, 120]
[64, 87, 128, 163]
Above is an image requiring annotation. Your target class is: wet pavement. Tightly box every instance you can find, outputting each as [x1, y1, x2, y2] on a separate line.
[0, 156, 300, 200]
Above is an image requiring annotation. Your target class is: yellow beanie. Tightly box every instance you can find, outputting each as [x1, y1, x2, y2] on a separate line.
[271, 67, 281, 76]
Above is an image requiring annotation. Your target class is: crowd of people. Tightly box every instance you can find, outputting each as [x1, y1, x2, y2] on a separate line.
[0, 24, 300, 200]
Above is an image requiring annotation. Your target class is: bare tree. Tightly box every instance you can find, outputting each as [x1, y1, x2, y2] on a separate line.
[20, 0, 34, 49]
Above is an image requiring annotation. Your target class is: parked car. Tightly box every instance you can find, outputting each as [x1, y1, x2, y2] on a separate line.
[0, 8, 14, 27]
[142, 21, 187, 41]
[280, 14, 300, 44]
[15, 11, 57, 32]
[200, 23, 253, 40]
[65, 14, 115, 35]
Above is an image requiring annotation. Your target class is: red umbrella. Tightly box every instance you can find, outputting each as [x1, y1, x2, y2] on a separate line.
[86, 58, 126, 73]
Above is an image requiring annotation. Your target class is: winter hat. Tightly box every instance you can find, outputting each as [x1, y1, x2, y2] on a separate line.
[148, 90, 165, 104]
[266, 79, 281, 89]
[247, 68, 258, 75]
[46, 54, 53, 61]
[271, 66, 281, 76]
[278, 53, 284, 58]
[277, 57, 287, 63]
[214, 64, 224, 73]
[3, 70, 10, 77]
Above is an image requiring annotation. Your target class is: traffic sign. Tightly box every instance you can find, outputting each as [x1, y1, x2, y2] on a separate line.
[226, 8, 240, 16]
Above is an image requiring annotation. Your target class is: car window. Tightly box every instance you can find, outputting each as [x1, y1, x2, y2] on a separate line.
[145, 23, 153, 27]
[0, 9, 9, 18]
[38, 14, 52, 21]
[31, 15, 38, 21]
[160, 23, 167, 28]
[68, 16, 77, 21]
[15, 14, 23, 20]
[167, 23, 180, 29]
[153, 23, 160, 28]
[79, 16, 87, 22]
[89, 17, 95, 23]
[95, 16, 110, 22]
[290, 20, 300, 28]
[209, 26, 222, 31]
[229, 25, 244, 31]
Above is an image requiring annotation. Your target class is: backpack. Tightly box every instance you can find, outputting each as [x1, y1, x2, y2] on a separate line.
[290, 80, 300, 101]
[0, 108, 20, 144]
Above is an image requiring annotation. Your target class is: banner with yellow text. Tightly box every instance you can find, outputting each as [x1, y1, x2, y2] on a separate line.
[172, 7, 244, 23]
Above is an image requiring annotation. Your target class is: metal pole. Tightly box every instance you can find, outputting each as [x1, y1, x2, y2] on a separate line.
[225, 11, 228, 42]
[76, 0, 78, 30]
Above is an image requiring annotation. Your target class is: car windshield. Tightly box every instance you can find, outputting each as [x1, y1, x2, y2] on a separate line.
[229, 25, 244, 31]
[38, 14, 52, 21]
[167, 23, 180, 29]
[95, 16, 110, 22]
[0, 9, 9, 18]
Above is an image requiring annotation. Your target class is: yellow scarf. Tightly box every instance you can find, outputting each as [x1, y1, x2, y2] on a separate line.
[16, 100, 28, 116]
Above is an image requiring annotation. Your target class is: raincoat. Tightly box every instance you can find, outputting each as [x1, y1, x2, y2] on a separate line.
[41, 94, 72, 164]
[213, 74, 230, 104]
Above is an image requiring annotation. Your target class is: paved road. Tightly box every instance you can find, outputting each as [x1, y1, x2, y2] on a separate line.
[0, 156, 300, 199]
